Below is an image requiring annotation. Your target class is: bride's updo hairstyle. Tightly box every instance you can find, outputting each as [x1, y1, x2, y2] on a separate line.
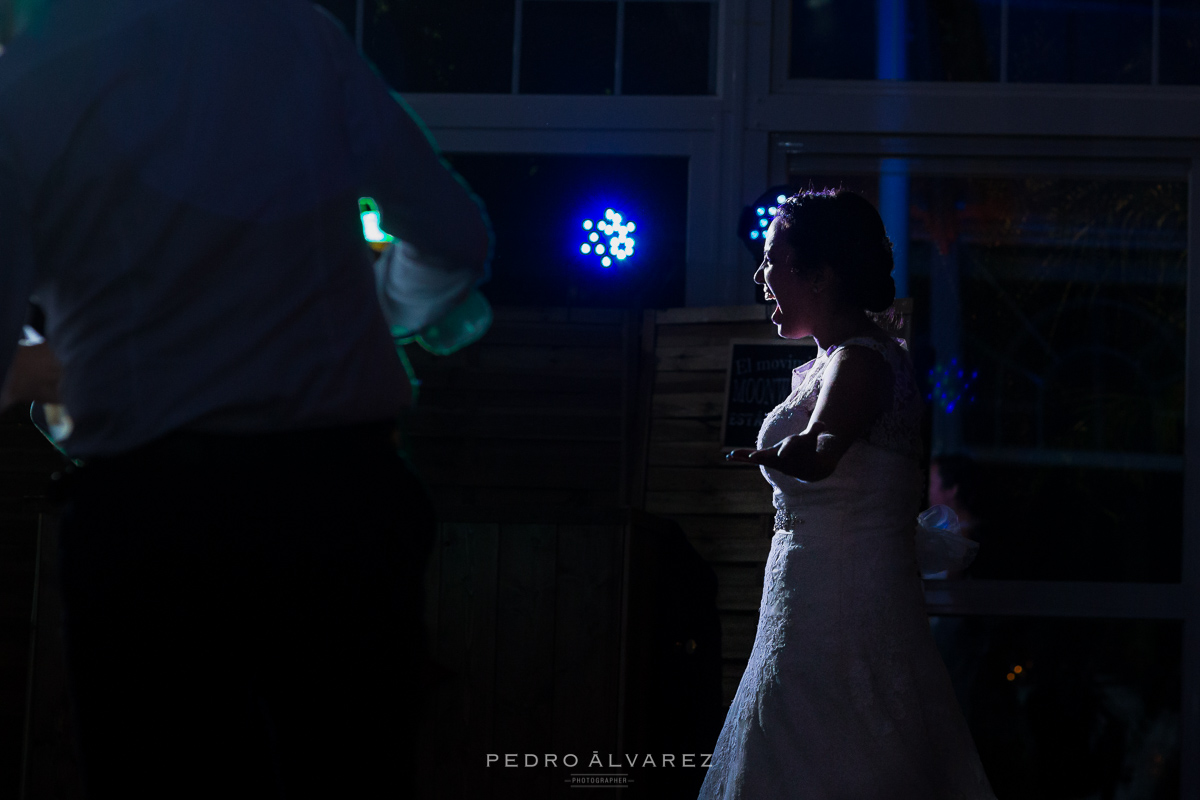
[774, 188, 896, 313]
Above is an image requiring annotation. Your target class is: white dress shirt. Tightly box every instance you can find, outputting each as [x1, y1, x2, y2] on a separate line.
[0, 0, 489, 459]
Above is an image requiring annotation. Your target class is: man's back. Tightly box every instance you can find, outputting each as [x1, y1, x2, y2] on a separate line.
[0, 0, 485, 457]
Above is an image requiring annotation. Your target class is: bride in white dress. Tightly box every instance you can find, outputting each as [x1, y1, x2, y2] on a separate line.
[699, 189, 996, 800]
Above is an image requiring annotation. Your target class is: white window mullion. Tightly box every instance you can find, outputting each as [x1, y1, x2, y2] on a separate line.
[1178, 155, 1200, 800]
[1152, 0, 1161, 87]
[614, 0, 625, 95]
[512, 0, 524, 94]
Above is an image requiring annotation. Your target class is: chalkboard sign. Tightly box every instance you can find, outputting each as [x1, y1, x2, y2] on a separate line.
[721, 340, 818, 449]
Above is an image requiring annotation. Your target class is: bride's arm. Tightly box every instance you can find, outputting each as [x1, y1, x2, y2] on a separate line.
[726, 345, 890, 481]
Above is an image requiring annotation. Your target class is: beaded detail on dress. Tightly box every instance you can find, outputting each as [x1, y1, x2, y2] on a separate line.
[774, 508, 804, 531]
[757, 334, 922, 463]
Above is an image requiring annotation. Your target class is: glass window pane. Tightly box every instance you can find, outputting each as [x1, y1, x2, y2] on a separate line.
[363, 0, 514, 93]
[930, 617, 1181, 799]
[1008, 0, 1153, 84]
[786, 158, 1187, 582]
[1160, 0, 1200, 85]
[791, 0, 1002, 82]
[444, 154, 687, 308]
[520, 2, 617, 95]
[623, 2, 714, 95]
[906, 0, 1001, 81]
[789, 0, 876, 79]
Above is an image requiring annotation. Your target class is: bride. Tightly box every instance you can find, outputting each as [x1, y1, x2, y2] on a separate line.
[699, 189, 996, 799]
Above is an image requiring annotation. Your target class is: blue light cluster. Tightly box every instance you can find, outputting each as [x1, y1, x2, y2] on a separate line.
[581, 209, 637, 268]
[748, 194, 789, 240]
[927, 359, 977, 414]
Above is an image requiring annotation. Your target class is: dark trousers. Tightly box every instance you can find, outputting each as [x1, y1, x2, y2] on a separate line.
[55, 422, 436, 799]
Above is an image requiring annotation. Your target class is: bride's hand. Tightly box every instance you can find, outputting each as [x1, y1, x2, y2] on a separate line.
[726, 427, 835, 480]
[723, 344, 892, 482]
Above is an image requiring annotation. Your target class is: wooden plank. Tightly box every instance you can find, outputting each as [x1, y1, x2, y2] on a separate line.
[654, 322, 782, 348]
[625, 308, 657, 511]
[616, 310, 637, 510]
[656, 306, 769, 325]
[477, 323, 624, 348]
[476, 345, 624, 374]
[714, 564, 767, 612]
[655, 345, 729, 372]
[649, 441, 741, 467]
[411, 368, 624, 396]
[552, 524, 624, 757]
[686, 532, 772, 565]
[491, 306, 626, 326]
[722, 660, 748, 708]
[720, 612, 758, 661]
[653, 369, 727, 394]
[672, 514, 773, 541]
[428, 488, 623, 524]
[565, 308, 628, 325]
[427, 523, 500, 800]
[410, 439, 621, 490]
[651, 391, 726, 419]
[673, 514, 774, 564]
[407, 340, 625, 378]
[492, 306, 577, 324]
[647, 418, 722, 443]
[414, 387, 624, 414]
[644, 490, 773, 516]
[645, 466, 765, 494]
[404, 409, 622, 442]
[492, 524, 558, 799]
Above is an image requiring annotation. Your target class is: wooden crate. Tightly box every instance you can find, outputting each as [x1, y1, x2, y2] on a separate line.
[415, 517, 626, 800]
[628, 305, 779, 705]
[414, 510, 722, 800]
[402, 307, 723, 798]
[400, 306, 638, 524]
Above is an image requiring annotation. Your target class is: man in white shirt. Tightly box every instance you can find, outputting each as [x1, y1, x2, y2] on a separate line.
[0, 0, 489, 796]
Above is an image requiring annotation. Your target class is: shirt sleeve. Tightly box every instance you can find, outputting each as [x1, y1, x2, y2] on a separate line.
[0, 139, 36, 389]
[335, 30, 491, 282]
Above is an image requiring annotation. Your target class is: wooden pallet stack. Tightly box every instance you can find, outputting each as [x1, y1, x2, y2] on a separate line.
[401, 306, 637, 522]
[632, 305, 780, 705]
[402, 307, 641, 799]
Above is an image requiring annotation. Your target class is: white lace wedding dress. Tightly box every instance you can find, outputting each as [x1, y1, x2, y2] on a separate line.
[698, 335, 996, 800]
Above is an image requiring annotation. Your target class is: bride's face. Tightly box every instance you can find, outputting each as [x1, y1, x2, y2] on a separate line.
[754, 219, 818, 339]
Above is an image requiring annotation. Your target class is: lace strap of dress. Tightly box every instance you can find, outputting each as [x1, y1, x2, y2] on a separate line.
[835, 335, 903, 372]
[837, 335, 922, 459]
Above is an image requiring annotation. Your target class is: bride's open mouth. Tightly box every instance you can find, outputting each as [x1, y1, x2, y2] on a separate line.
[766, 288, 782, 321]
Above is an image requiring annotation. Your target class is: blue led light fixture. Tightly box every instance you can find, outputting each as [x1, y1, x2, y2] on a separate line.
[580, 209, 638, 269]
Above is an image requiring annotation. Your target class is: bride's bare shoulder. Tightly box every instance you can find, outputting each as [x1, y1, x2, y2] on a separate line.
[812, 345, 892, 428]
